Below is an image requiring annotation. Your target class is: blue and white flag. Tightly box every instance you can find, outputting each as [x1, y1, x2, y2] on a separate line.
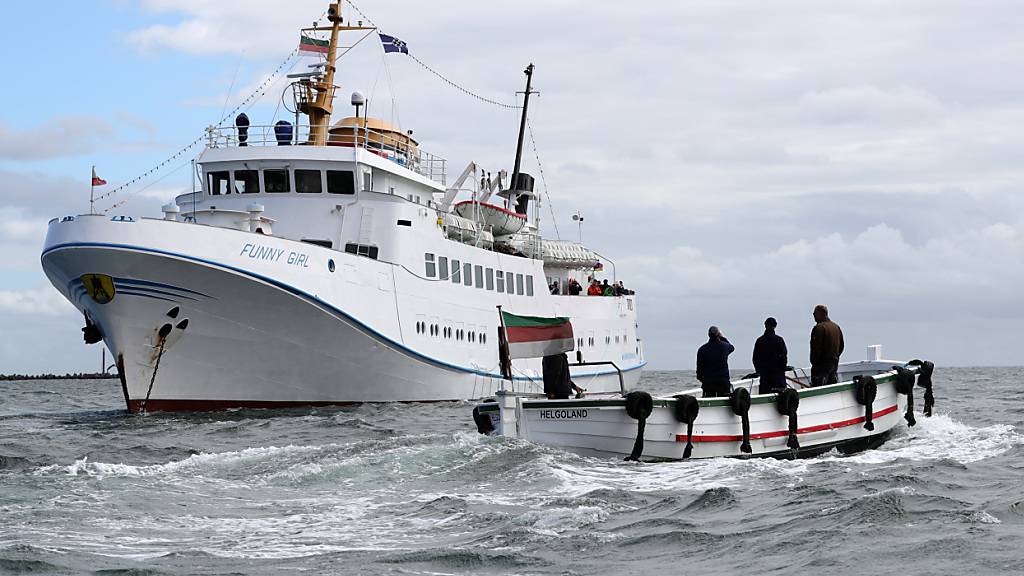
[378, 33, 409, 55]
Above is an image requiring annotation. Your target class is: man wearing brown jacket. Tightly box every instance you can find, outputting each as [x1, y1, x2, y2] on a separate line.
[809, 304, 844, 387]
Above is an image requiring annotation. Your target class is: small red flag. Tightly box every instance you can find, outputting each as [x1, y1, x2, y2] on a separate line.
[91, 167, 106, 186]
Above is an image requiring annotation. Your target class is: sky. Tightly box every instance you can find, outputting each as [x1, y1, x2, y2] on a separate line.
[1, 0, 1023, 373]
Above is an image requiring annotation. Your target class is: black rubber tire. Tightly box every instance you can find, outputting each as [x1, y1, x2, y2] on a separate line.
[673, 394, 700, 424]
[624, 391, 654, 421]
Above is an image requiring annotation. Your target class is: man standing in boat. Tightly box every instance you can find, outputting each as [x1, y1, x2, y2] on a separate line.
[810, 305, 844, 386]
[696, 326, 734, 397]
[752, 317, 788, 394]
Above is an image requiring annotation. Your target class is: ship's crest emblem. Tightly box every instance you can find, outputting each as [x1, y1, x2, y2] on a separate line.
[81, 273, 115, 304]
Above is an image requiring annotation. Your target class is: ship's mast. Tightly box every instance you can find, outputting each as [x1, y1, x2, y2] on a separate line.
[299, 2, 375, 145]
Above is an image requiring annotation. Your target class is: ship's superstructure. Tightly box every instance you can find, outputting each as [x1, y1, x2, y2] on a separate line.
[40, 2, 645, 411]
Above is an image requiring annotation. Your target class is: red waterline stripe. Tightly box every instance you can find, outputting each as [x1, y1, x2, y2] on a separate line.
[676, 404, 899, 443]
[506, 324, 573, 343]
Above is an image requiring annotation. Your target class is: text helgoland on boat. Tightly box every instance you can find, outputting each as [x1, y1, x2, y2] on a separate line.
[41, 3, 645, 412]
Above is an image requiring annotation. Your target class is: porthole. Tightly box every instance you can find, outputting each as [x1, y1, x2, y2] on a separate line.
[328, 259, 335, 272]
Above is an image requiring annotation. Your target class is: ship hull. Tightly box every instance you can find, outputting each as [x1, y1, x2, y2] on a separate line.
[42, 216, 643, 411]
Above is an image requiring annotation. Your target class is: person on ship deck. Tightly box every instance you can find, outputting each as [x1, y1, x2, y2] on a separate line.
[587, 280, 603, 296]
[810, 304, 844, 387]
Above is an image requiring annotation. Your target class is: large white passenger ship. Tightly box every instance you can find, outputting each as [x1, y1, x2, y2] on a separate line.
[40, 3, 645, 412]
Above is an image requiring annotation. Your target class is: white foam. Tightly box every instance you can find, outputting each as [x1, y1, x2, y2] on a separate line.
[970, 510, 1001, 524]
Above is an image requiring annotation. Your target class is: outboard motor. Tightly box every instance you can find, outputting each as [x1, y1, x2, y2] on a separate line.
[235, 113, 250, 146]
[274, 120, 293, 146]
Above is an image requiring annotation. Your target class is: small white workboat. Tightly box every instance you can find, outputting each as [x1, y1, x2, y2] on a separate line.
[473, 346, 936, 461]
[453, 200, 527, 237]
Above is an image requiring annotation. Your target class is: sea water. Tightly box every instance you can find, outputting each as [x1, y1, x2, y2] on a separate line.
[1, 368, 1022, 574]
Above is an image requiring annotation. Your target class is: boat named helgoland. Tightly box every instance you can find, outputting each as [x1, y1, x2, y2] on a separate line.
[40, 2, 645, 412]
[474, 346, 936, 460]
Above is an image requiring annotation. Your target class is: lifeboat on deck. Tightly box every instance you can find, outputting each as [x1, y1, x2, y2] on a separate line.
[453, 200, 527, 237]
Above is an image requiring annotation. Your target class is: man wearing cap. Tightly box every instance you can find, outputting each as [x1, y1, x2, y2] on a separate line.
[810, 304, 844, 387]
[753, 317, 788, 395]
[696, 326, 734, 397]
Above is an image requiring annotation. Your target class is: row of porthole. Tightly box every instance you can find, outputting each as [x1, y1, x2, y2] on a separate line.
[414, 321, 488, 345]
[576, 335, 629, 348]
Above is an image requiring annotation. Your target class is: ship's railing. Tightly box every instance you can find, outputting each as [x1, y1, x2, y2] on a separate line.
[205, 123, 447, 185]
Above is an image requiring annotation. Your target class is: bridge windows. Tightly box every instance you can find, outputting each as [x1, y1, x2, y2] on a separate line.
[474, 265, 483, 288]
[505, 271, 514, 294]
[515, 273, 524, 295]
[463, 263, 472, 286]
[295, 169, 323, 193]
[327, 170, 356, 194]
[207, 171, 229, 195]
[496, 270, 504, 292]
[450, 260, 461, 283]
[264, 169, 290, 193]
[234, 170, 259, 193]
[485, 268, 494, 290]
[438, 256, 449, 280]
[526, 275, 534, 297]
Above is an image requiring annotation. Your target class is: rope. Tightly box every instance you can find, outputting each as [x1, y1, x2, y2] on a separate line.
[97, 49, 301, 211]
[527, 119, 559, 240]
[346, 0, 521, 110]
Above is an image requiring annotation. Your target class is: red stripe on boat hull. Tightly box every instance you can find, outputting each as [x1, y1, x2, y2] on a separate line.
[676, 404, 900, 443]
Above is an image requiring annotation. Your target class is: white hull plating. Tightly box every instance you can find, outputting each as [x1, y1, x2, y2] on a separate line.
[42, 216, 643, 411]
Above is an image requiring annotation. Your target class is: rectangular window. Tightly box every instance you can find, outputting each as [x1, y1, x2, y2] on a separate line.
[234, 170, 259, 194]
[506, 271, 515, 294]
[485, 268, 494, 290]
[516, 274, 524, 295]
[424, 253, 436, 278]
[474, 265, 483, 288]
[463, 263, 472, 286]
[451, 260, 461, 283]
[295, 169, 322, 193]
[327, 170, 356, 194]
[208, 171, 229, 195]
[526, 275, 534, 296]
[264, 169, 290, 193]
[438, 257, 449, 280]
[496, 271, 504, 293]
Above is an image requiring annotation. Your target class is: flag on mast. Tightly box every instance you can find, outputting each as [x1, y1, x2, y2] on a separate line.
[91, 167, 106, 186]
[378, 33, 409, 54]
[500, 311, 574, 359]
[298, 35, 330, 55]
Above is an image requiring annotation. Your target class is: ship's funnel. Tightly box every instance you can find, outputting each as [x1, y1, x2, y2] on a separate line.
[512, 172, 534, 215]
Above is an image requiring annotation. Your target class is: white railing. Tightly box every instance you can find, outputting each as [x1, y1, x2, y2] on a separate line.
[205, 123, 447, 185]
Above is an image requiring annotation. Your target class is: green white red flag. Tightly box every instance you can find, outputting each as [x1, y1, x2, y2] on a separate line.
[299, 35, 329, 55]
[500, 311, 574, 360]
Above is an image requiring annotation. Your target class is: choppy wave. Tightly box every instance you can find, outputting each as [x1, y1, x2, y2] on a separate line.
[2, 369, 1023, 574]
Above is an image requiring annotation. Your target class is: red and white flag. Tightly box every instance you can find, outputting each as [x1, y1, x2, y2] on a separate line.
[91, 167, 106, 186]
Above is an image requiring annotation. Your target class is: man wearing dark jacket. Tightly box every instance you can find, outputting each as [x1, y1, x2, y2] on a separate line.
[753, 317, 788, 395]
[696, 326, 734, 397]
[809, 304, 844, 387]
[542, 353, 572, 399]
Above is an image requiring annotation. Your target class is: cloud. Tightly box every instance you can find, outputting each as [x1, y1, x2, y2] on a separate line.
[0, 116, 113, 161]
[127, 0, 324, 57]
[0, 285, 76, 317]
